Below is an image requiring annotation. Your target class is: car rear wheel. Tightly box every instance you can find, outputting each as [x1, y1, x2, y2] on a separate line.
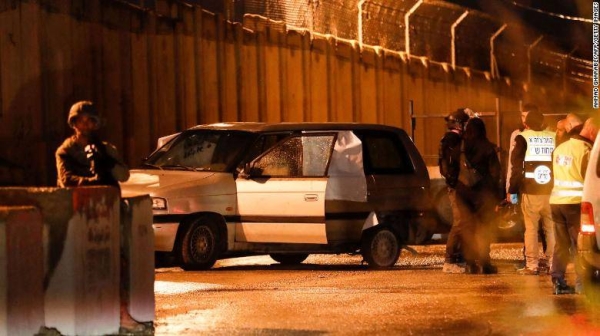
[583, 268, 600, 303]
[361, 227, 400, 269]
[269, 253, 309, 265]
[180, 218, 219, 270]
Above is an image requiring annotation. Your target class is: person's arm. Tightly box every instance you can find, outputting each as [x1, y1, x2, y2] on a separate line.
[507, 135, 526, 195]
[489, 145, 502, 197]
[439, 133, 461, 188]
[581, 147, 591, 179]
[103, 142, 130, 182]
[55, 149, 97, 187]
[505, 129, 519, 192]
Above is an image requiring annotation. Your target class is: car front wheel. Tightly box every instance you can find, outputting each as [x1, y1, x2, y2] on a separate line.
[180, 218, 219, 270]
[361, 227, 400, 269]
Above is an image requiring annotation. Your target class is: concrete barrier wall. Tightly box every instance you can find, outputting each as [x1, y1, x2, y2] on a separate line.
[0, 206, 45, 336]
[121, 195, 155, 323]
[0, 1, 572, 185]
[0, 187, 121, 335]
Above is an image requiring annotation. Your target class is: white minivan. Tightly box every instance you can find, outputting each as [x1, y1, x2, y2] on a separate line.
[120, 122, 441, 269]
[578, 133, 600, 301]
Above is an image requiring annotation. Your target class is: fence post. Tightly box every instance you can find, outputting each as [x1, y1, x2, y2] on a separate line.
[527, 35, 544, 84]
[404, 0, 423, 56]
[490, 24, 507, 78]
[409, 99, 415, 141]
[451, 11, 469, 68]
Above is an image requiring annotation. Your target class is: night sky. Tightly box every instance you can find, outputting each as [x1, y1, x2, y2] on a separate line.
[444, 0, 593, 59]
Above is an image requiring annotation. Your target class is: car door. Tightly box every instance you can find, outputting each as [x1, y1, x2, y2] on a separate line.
[235, 133, 337, 244]
[356, 130, 428, 211]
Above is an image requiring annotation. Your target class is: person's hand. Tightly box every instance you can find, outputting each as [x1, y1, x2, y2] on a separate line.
[84, 144, 98, 160]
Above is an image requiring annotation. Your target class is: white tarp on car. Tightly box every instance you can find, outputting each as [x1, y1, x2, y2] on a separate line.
[325, 131, 367, 202]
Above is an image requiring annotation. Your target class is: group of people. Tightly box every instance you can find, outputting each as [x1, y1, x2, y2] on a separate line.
[439, 103, 599, 296]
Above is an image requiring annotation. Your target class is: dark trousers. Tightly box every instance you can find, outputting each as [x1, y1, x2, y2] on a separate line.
[550, 203, 582, 286]
[446, 188, 478, 264]
[446, 187, 495, 265]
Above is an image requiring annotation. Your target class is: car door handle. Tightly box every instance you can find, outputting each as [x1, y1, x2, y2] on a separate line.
[304, 194, 319, 202]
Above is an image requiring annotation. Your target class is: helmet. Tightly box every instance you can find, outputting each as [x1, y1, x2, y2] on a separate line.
[445, 108, 471, 130]
[67, 101, 99, 128]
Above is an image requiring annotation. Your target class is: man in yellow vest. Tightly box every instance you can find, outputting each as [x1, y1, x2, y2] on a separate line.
[550, 117, 599, 294]
[507, 110, 556, 275]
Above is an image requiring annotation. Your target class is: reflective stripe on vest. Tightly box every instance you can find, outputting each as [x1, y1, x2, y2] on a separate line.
[550, 138, 589, 204]
[521, 129, 555, 185]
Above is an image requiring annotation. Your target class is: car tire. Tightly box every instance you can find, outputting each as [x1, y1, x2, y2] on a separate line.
[361, 227, 400, 269]
[269, 253, 309, 265]
[583, 268, 600, 304]
[180, 218, 219, 270]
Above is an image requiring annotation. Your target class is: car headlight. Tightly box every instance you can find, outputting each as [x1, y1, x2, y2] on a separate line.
[152, 197, 167, 210]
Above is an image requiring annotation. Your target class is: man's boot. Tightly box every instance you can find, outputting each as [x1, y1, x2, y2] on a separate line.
[553, 278, 575, 295]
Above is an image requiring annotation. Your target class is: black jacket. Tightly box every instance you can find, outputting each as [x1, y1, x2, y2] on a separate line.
[439, 130, 462, 188]
[440, 125, 502, 209]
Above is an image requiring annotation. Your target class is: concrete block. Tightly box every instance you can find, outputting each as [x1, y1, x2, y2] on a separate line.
[121, 195, 155, 323]
[0, 187, 121, 335]
[0, 206, 45, 336]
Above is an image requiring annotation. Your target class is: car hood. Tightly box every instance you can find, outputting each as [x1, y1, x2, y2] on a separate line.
[119, 169, 216, 198]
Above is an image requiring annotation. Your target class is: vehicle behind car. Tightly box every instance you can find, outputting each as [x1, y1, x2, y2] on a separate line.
[578, 134, 600, 302]
[121, 122, 443, 269]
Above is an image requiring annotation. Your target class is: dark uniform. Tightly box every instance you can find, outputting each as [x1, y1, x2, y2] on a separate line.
[440, 109, 499, 273]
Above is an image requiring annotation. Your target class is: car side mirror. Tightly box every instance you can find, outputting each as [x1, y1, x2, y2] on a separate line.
[239, 162, 253, 179]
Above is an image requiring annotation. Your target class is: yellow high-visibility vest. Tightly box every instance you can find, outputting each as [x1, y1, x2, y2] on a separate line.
[520, 129, 555, 185]
[550, 138, 591, 204]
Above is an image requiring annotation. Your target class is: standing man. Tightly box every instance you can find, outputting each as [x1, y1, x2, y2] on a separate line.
[55, 101, 148, 333]
[507, 109, 556, 275]
[506, 103, 537, 193]
[550, 117, 599, 294]
[439, 108, 472, 273]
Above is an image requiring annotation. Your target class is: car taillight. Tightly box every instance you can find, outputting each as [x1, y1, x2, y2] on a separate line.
[581, 202, 596, 233]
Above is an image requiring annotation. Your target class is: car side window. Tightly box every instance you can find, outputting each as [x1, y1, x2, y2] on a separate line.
[250, 134, 336, 177]
[359, 131, 414, 175]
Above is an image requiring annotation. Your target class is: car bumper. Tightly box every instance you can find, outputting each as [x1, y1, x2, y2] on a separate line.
[577, 233, 600, 271]
[153, 222, 179, 252]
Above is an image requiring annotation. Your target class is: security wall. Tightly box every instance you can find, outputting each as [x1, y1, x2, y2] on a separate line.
[0, 0, 582, 185]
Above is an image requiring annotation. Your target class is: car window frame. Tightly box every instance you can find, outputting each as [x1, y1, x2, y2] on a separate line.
[245, 132, 338, 178]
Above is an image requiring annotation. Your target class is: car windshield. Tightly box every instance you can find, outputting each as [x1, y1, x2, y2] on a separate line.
[144, 130, 255, 172]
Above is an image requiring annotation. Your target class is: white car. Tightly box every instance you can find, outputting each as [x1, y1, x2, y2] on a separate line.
[121, 122, 441, 269]
[578, 133, 600, 301]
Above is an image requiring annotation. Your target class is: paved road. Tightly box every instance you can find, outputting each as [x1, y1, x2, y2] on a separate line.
[153, 243, 600, 335]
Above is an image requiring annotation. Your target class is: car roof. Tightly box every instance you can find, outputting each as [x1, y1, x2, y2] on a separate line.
[188, 122, 405, 133]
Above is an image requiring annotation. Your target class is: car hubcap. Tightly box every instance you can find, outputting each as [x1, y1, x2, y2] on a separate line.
[373, 231, 397, 266]
[190, 226, 213, 262]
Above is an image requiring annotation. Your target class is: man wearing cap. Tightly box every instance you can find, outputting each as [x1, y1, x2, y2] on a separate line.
[55, 101, 147, 333]
[55, 100, 129, 187]
[507, 109, 556, 275]
[439, 108, 472, 273]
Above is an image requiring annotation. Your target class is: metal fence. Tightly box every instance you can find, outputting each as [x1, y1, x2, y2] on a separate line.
[115, 0, 591, 97]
